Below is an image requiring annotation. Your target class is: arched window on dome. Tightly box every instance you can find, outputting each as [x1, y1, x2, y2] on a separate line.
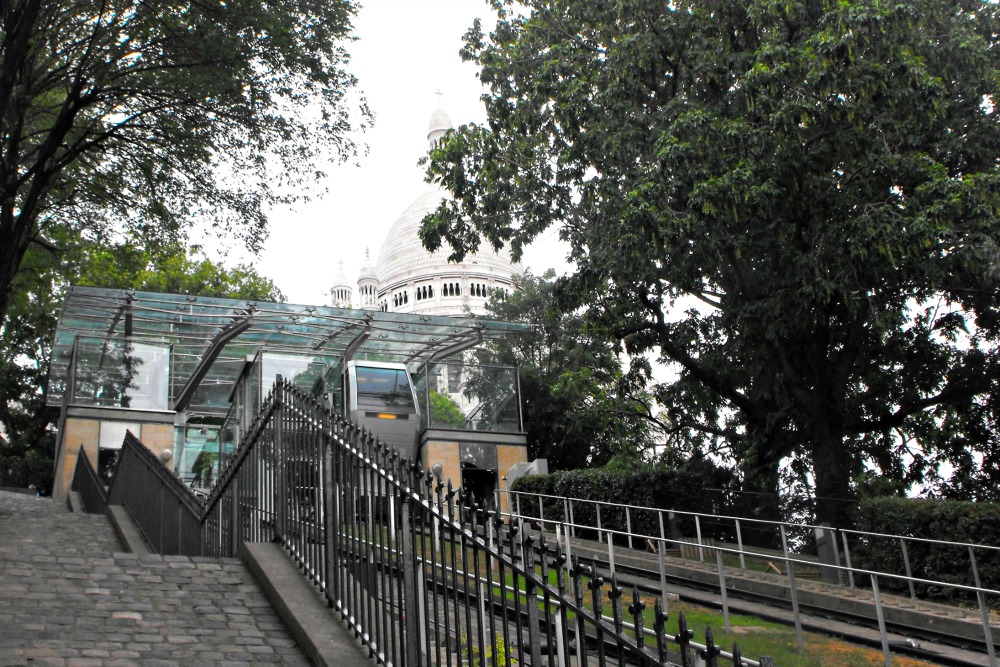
[428, 285, 434, 298]
[404, 291, 409, 304]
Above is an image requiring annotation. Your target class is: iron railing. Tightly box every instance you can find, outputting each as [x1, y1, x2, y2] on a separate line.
[501, 488, 1000, 666]
[70, 446, 108, 514]
[199, 377, 774, 667]
[106, 432, 205, 556]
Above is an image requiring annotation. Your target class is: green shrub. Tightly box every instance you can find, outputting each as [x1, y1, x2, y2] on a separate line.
[0, 457, 54, 495]
[854, 496, 1000, 603]
[510, 465, 737, 543]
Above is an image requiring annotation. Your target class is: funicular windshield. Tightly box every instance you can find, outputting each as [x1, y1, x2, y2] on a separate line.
[355, 366, 416, 412]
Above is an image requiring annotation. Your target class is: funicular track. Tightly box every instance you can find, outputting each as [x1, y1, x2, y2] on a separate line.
[317, 519, 992, 667]
[541, 532, 995, 667]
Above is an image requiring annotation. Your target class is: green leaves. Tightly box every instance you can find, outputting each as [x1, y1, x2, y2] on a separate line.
[0, 0, 367, 323]
[473, 271, 659, 469]
[424, 0, 1000, 525]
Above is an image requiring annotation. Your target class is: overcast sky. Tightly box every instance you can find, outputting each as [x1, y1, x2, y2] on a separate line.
[234, 0, 569, 306]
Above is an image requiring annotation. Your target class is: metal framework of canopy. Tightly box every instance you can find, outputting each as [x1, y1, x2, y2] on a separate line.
[47, 286, 531, 414]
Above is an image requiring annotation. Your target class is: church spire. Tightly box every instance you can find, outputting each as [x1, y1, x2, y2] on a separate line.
[427, 92, 453, 149]
[330, 260, 352, 308]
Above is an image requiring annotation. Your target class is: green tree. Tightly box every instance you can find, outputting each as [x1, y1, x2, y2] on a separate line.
[0, 0, 366, 326]
[0, 240, 283, 461]
[429, 391, 466, 428]
[423, 1, 1000, 526]
[474, 271, 661, 470]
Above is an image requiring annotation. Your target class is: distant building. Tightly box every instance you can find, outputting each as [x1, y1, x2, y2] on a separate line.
[333, 107, 522, 315]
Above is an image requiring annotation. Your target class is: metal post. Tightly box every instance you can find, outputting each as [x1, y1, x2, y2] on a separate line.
[273, 377, 286, 540]
[970, 546, 998, 667]
[780, 525, 804, 653]
[607, 531, 616, 574]
[596, 502, 603, 543]
[695, 515, 705, 562]
[900, 538, 917, 599]
[870, 575, 893, 667]
[229, 475, 240, 556]
[626, 507, 633, 549]
[715, 548, 731, 633]
[568, 499, 576, 539]
[658, 511, 670, 605]
[842, 531, 856, 588]
[563, 523, 572, 565]
[522, 526, 543, 667]
[400, 502, 420, 667]
[735, 519, 746, 571]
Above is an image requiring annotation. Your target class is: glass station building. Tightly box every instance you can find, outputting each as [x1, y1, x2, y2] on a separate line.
[48, 286, 533, 508]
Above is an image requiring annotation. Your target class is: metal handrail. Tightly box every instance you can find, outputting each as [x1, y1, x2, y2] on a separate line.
[70, 445, 108, 514]
[500, 488, 1000, 554]
[197, 377, 777, 666]
[501, 488, 1000, 666]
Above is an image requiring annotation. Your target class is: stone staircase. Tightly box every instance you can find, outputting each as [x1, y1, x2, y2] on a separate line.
[0, 490, 309, 664]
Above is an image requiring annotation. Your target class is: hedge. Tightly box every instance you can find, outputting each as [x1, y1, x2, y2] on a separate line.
[854, 496, 1000, 603]
[509, 467, 738, 543]
[0, 458, 54, 495]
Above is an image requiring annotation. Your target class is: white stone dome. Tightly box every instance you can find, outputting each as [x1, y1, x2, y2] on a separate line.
[428, 107, 453, 136]
[375, 184, 521, 289]
[358, 248, 377, 282]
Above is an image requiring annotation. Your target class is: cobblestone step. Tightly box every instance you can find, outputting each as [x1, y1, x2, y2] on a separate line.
[0, 490, 310, 665]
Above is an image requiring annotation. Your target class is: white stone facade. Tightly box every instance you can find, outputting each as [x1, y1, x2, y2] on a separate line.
[346, 108, 521, 316]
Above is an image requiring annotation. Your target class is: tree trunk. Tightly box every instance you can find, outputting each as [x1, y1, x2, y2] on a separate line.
[808, 410, 858, 529]
[738, 413, 787, 549]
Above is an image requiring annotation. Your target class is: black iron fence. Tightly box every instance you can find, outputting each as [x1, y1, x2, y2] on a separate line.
[106, 432, 205, 556]
[199, 378, 773, 667]
[70, 447, 107, 514]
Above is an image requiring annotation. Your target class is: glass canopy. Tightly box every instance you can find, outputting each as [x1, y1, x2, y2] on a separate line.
[48, 286, 531, 416]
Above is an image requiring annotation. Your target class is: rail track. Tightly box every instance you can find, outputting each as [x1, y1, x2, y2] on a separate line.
[564, 539, 993, 667]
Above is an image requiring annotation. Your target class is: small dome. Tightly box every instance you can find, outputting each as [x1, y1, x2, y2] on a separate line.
[427, 107, 453, 148]
[358, 248, 377, 282]
[332, 260, 350, 288]
[428, 107, 453, 135]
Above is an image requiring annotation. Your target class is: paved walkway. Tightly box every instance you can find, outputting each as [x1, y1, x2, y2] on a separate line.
[0, 490, 310, 666]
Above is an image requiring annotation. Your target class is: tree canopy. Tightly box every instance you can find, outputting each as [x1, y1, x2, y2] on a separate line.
[0, 0, 366, 324]
[474, 271, 661, 470]
[424, 0, 1000, 525]
[0, 239, 283, 461]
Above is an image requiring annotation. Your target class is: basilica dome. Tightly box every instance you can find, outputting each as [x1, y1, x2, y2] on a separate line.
[364, 108, 521, 317]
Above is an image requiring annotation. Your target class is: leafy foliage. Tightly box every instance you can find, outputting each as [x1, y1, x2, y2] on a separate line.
[475, 271, 661, 470]
[511, 462, 738, 541]
[855, 496, 1000, 603]
[429, 391, 466, 428]
[424, 0, 1000, 526]
[0, 0, 367, 324]
[0, 239, 284, 465]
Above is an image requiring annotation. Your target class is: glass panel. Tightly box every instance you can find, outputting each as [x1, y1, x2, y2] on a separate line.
[98, 421, 141, 450]
[124, 343, 170, 409]
[422, 362, 522, 432]
[69, 338, 169, 410]
[355, 366, 416, 411]
[178, 425, 221, 489]
[48, 286, 531, 407]
[460, 441, 497, 471]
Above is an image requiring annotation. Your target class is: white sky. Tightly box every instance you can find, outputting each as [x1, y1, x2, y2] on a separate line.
[238, 0, 570, 306]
